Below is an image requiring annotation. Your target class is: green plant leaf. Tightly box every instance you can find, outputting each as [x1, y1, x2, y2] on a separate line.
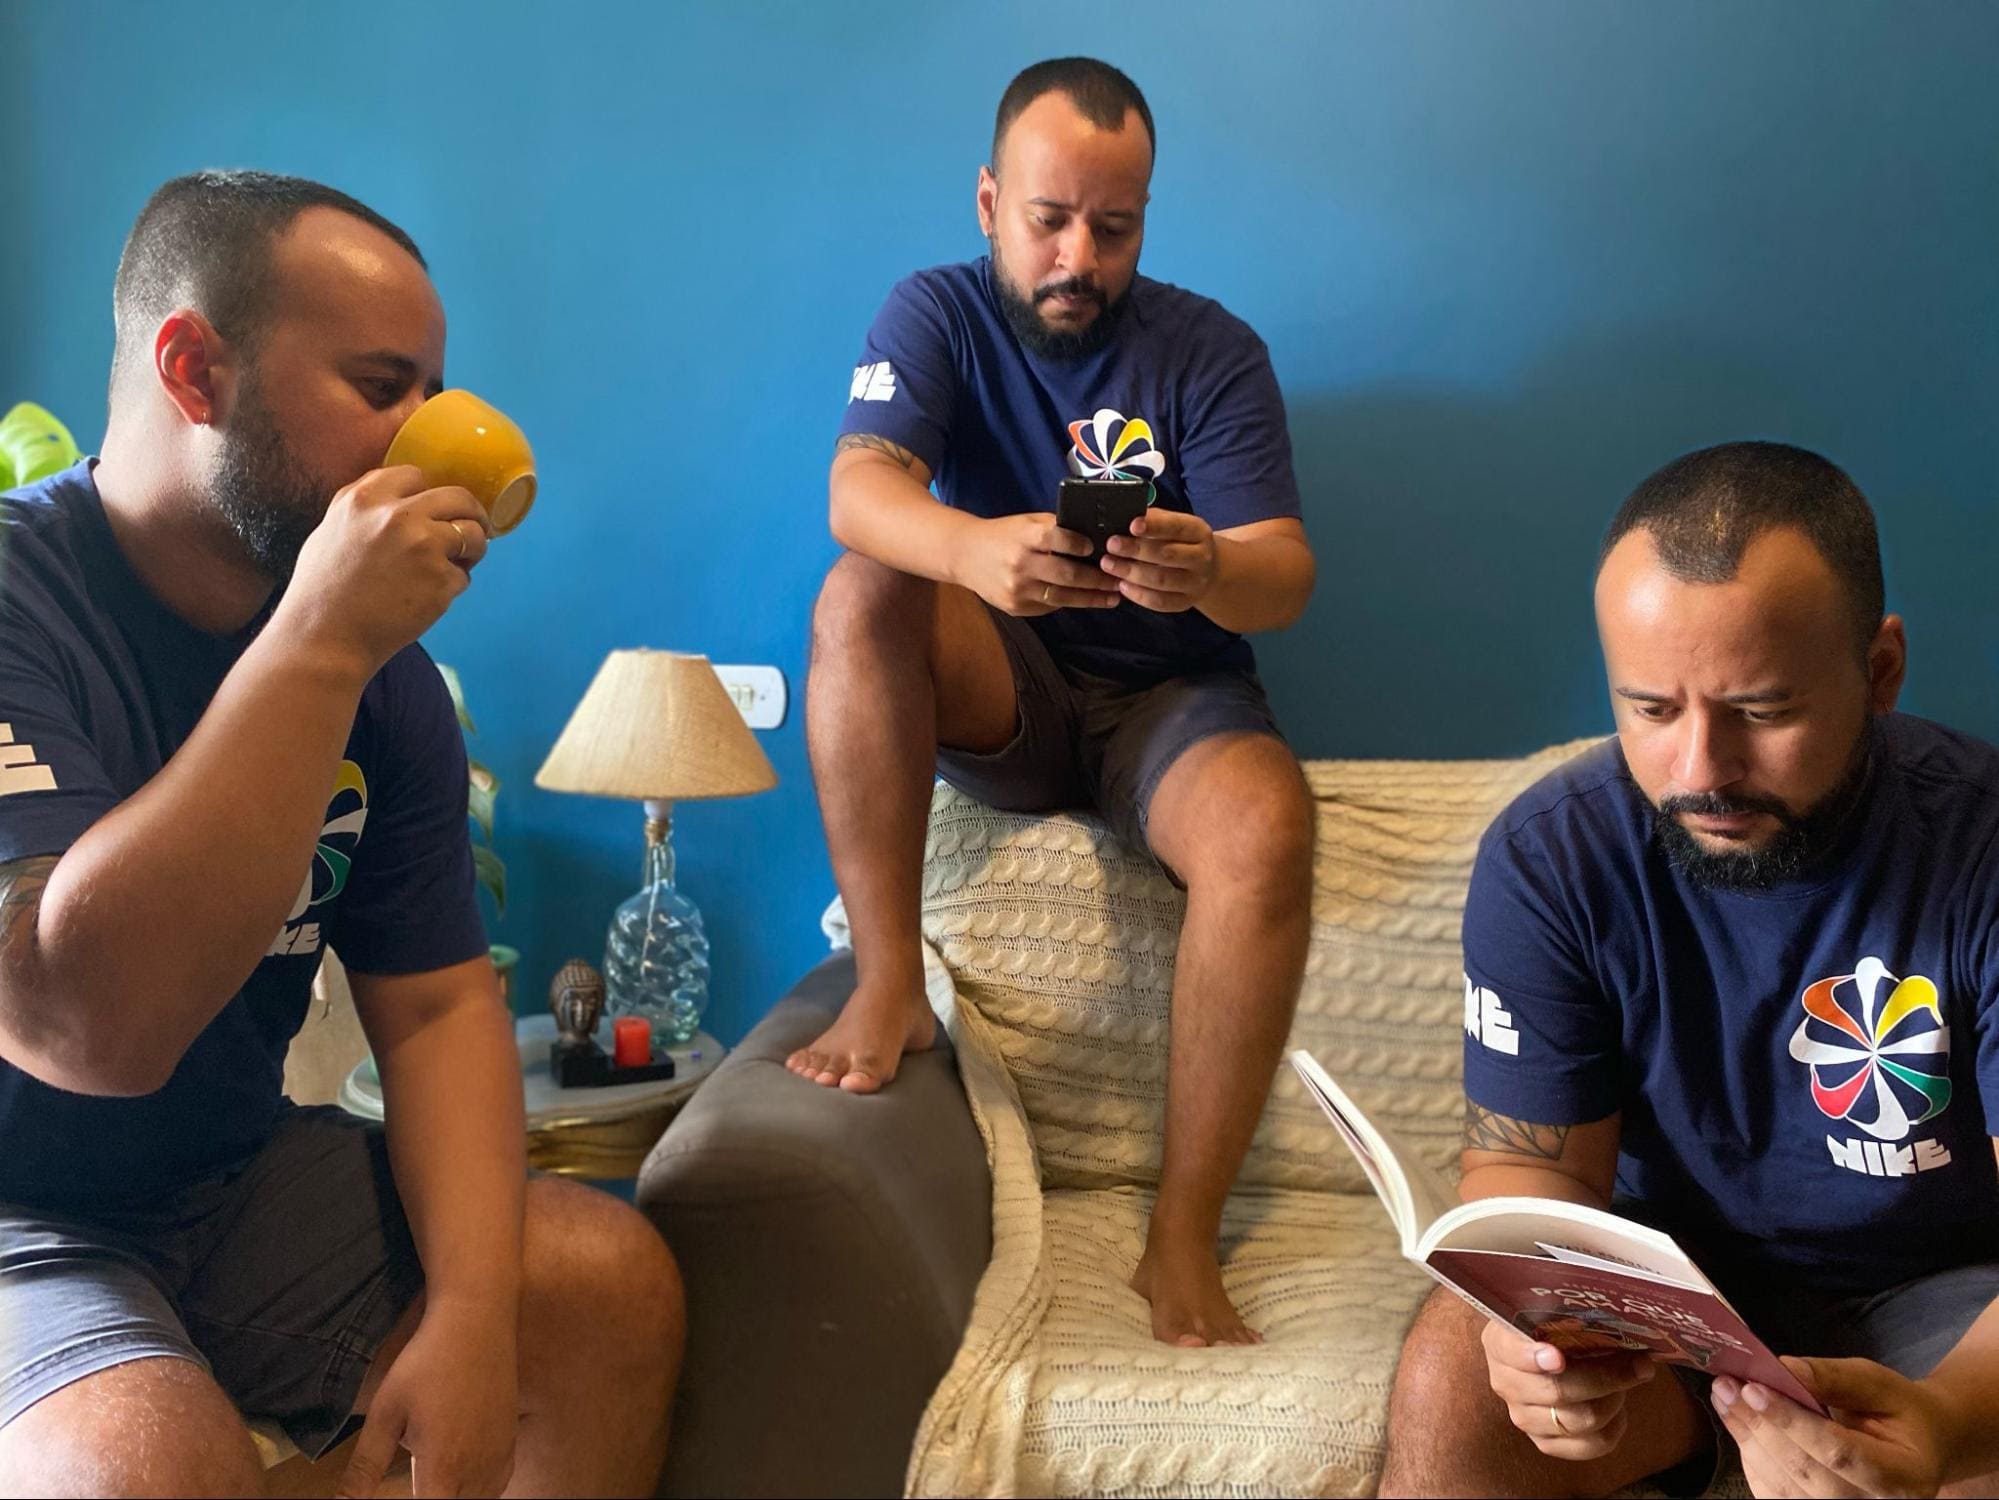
[467, 768, 497, 845]
[472, 843, 508, 918]
[442, 662, 502, 917]
[436, 662, 477, 736]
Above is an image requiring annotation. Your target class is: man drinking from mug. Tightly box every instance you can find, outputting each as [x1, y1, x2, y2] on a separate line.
[0, 171, 680, 1497]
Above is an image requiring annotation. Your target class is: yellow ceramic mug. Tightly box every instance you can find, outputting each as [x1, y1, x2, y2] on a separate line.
[384, 389, 538, 535]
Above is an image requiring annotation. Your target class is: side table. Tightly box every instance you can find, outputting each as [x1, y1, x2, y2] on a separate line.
[339, 1015, 725, 1179]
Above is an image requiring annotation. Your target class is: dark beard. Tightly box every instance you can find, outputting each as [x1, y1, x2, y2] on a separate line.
[990, 238, 1126, 362]
[1650, 728, 1875, 891]
[208, 376, 328, 583]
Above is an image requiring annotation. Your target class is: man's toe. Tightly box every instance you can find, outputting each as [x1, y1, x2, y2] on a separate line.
[839, 1062, 885, 1094]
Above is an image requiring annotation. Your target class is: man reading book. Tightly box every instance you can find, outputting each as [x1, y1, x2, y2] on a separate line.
[1379, 442, 1999, 1498]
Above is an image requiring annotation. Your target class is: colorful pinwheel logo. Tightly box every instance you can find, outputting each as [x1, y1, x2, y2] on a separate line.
[1787, 956, 1950, 1142]
[284, 760, 370, 923]
[1067, 407, 1168, 492]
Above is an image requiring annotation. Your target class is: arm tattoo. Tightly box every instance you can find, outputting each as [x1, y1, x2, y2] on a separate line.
[834, 432, 920, 470]
[1463, 1101, 1571, 1161]
[0, 855, 54, 979]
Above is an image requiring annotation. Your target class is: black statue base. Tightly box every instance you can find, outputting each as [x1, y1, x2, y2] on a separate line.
[549, 1037, 678, 1088]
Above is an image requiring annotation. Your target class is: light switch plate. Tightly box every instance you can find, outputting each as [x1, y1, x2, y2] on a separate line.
[712, 664, 787, 730]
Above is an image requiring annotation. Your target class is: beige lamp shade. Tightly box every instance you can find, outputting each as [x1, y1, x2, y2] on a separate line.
[535, 650, 777, 802]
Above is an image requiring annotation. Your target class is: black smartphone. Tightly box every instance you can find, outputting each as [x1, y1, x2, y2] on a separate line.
[1055, 477, 1151, 561]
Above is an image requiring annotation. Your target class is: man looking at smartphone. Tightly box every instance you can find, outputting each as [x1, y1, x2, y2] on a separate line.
[788, 57, 1317, 1347]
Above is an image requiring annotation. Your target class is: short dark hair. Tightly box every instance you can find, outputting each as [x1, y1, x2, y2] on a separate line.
[111, 170, 425, 386]
[1599, 441, 1886, 649]
[992, 57, 1154, 173]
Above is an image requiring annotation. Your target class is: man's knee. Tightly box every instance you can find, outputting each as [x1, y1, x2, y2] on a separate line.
[521, 1179, 684, 1380]
[1380, 1290, 1513, 1496]
[1164, 738, 1314, 892]
[813, 551, 934, 654]
[0, 1357, 262, 1499]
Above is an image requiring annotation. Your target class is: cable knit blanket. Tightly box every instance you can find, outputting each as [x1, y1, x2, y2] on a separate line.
[828, 743, 1610, 1497]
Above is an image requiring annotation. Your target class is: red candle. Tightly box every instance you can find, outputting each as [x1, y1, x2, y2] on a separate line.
[613, 1017, 652, 1068]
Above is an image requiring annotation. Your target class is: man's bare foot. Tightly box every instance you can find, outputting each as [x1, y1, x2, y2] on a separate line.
[1131, 1231, 1262, 1347]
[784, 982, 937, 1094]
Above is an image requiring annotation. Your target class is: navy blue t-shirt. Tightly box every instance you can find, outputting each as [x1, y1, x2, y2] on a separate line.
[1462, 717, 1999, 1299]
[0, 462, 487, 1213]
[838, 258, 1302, 682]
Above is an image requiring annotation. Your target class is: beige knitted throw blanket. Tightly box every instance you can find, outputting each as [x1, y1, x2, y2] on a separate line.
[827, 744, 1601, 1498]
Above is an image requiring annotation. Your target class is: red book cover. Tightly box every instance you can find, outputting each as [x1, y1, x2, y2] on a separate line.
[1427, 1248, 1822, 1411]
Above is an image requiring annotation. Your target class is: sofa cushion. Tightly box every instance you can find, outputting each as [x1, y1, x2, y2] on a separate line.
[915, 742, 1599, 1195]
[909, 1183, 1430, 1497]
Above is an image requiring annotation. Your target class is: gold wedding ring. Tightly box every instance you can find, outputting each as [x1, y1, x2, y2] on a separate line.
[1549, 1404, 1569, 1433]
[1042, 583, 1052, 604]
[448, 519, 469, 562]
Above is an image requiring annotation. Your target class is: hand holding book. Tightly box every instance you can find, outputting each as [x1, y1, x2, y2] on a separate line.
[1480, 1315, 1661, 1461]
[1286, 1050, 1823, 1414]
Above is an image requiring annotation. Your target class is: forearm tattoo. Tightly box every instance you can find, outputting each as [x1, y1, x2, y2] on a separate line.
[0, 852, 53, 956]
[834, 432, 920, 470]
[1463, 1101, 1571, 1161]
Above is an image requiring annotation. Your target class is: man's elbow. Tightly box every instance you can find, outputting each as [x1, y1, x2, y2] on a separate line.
[828, 505, 860, 553]
[1270, 583, 1313, 631]
[69, 1051, 176, 1098]
[0, 991, 179, 1097]
[1287, 546, 1318, 616]
[0, 1028, 175, 1097]
[1254, 564, 1316, 632]
[827, 478, 870, 553]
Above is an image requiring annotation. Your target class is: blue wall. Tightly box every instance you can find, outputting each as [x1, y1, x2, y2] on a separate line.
[7, 2, 1995, 1041]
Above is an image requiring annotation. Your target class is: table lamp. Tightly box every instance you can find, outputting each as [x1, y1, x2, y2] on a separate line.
[535, 650, 777, 1042]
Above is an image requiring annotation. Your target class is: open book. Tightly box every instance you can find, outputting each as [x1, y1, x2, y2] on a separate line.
[1289, 1050, 1822, 1412]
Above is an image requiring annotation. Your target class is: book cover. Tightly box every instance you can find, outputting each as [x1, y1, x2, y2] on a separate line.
[1287, 1049, 1823, 1413]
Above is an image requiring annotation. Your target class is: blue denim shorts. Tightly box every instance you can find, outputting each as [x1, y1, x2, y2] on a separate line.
[0, 1104, 423, 1458]
[935, 606, 1286, 860]
[1660, 1259, 1999, 1497]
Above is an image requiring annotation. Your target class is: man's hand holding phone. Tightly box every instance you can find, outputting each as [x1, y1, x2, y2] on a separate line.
[1100, 509, 1218, 612]
[956, 513, 1121, 617]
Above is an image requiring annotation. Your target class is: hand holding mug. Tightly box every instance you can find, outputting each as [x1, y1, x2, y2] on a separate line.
[384, 389, 538, 534]
[278, 467, 492, 679]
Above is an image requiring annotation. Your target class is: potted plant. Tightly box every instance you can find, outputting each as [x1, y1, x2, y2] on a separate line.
[437, 663, 517, 1007]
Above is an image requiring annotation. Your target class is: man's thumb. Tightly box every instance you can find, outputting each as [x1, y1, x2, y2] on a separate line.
[1781, 1354, 1899, 1413]
[336, 1410, 402, 1499]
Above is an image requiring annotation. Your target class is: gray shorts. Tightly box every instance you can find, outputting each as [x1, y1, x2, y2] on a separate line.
[1660, 1260, 1999, 1497]
[937, 607, 1285, 858]
[0, 1104, 423, 1458]
[1756, 1259, 1999, 1377]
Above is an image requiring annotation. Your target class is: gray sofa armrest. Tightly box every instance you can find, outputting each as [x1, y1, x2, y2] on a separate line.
[636, 954, 991, 1498]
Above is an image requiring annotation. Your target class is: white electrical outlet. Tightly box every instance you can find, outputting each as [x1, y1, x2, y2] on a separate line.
[712, 664, 787, 730]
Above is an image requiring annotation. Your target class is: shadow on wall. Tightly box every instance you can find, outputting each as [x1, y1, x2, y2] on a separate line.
[1261, 323, 1849, 762]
